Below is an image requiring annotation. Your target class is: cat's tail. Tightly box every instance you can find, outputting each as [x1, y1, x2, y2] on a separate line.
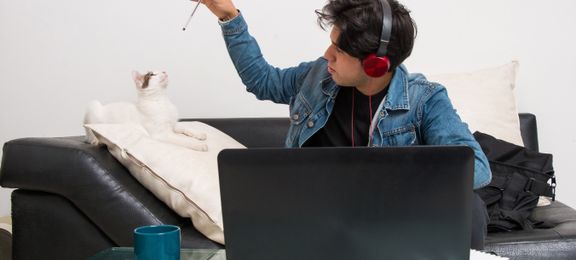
[84, 100, 103, 145]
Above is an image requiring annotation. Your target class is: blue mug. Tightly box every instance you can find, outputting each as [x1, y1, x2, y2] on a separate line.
[134, 225, 181, 260]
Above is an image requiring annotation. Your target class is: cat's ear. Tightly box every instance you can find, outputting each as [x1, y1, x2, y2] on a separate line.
[132, 71, 144, 88]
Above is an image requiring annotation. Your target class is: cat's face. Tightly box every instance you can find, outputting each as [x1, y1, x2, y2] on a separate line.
[132, 70, 169, 93]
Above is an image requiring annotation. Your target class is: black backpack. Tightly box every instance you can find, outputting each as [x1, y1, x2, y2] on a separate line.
[474, 132, 556, 232]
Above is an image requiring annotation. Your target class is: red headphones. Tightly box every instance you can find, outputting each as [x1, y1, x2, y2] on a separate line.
[362, 0, 393, 78]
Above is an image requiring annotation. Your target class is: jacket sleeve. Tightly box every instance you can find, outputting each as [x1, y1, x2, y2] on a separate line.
[220, 13, 314, 104]
[420, 87, 492, 189]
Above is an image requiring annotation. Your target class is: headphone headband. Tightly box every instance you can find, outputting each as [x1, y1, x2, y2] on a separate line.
[376, 0, 393, 57]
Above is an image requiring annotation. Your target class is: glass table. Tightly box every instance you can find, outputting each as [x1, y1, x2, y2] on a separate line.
[89, 247, 226, 260]
[90, 247, 507, 260]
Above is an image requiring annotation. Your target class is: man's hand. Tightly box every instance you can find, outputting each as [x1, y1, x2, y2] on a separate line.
[192, 0, 239, 21]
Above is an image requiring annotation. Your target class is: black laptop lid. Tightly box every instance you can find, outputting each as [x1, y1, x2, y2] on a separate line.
[218, 146, 474, 260]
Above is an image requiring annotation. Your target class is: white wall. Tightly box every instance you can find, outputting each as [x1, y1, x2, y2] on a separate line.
[1, 0, 575, 217]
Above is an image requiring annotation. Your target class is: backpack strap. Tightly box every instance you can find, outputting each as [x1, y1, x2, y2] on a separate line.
[525, 176, 555, 199]
[490, 163, 555, 199]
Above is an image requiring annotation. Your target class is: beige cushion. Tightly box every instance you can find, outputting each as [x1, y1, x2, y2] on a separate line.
[85, 122, 245, 244]
[427, 61, 524, 146]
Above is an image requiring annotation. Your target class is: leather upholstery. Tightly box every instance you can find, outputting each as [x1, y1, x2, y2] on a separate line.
[1, 114, 575, 259]
[0, 137, 222, 253]
[485, 200, 576, 259]
[0, 221, 11, 260]
[488, 201, 576, 243]
[11, 190, 115, 259]
[519, 113, 539, 151]
[180, 118, 290, 148]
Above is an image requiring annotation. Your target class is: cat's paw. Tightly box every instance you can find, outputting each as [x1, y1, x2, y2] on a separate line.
[173, 123, 207, 140]
[182, 130, 206, 140]
[191, 143, 209, 152]
[192, 132, 207, 141]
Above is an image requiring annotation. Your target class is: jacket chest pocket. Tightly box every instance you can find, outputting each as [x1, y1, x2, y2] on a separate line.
[380, 125, 417, 146]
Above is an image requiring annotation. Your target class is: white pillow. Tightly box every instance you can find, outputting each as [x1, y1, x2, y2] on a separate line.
[85, 121, 245, 245]
[427, 61, 524, 146]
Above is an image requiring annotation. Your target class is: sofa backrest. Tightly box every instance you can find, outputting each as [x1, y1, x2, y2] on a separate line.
[184, 118, 290, 148]
[187, 113, 539, 150]
[518, 113, 539, 151]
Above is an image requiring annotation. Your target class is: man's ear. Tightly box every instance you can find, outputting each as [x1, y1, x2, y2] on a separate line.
[132, 71, 144, 88]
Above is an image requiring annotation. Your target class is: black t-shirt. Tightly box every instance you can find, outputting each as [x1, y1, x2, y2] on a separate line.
[303, 86, 388, 147]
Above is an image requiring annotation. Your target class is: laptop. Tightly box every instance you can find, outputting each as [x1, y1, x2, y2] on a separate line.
[217, 146, 474, 260]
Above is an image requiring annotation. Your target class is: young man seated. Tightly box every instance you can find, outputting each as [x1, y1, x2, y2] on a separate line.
[195, 0, 491, 250]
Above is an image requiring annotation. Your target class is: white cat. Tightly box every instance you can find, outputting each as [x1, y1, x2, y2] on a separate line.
[84, 70, 208, 151]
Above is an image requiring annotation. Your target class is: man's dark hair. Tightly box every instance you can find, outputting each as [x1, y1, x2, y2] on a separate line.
[316, 0, 417, 70]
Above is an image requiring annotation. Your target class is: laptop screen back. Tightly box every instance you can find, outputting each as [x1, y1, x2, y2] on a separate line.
[218, 146, 474, 260]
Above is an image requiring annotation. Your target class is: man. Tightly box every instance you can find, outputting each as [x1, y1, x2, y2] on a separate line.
[197, 0, 491, 250]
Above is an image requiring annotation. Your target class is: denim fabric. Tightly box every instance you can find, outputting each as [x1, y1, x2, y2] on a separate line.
[220, 13, 491, 189]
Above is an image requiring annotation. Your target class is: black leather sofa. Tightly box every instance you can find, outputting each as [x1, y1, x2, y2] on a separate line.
[1, 113, 575, 259]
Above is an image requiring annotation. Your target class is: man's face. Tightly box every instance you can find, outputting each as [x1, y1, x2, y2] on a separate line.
[323, 27, 366, 87]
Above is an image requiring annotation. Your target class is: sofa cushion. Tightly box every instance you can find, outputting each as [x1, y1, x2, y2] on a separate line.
[428, 61, 524, 146]
[85, 121, 245, 244]
[485, 201, 576, 259]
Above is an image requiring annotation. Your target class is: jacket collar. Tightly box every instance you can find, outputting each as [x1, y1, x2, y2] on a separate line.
[320, 64, 411, 111]
[321, 76, 339, 99]
[384, 65, 410, 111]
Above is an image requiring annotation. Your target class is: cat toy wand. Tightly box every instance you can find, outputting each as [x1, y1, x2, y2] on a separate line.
[182, 0, 203, 31]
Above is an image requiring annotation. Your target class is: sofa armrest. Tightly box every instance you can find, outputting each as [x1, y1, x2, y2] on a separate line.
[0, 137, 221, 248]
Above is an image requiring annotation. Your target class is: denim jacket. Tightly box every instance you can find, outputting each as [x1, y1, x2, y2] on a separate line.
[220, 13, 491, 189]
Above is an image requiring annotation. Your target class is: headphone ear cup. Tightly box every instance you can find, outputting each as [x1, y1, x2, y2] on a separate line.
[362, 53, 391, 78]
